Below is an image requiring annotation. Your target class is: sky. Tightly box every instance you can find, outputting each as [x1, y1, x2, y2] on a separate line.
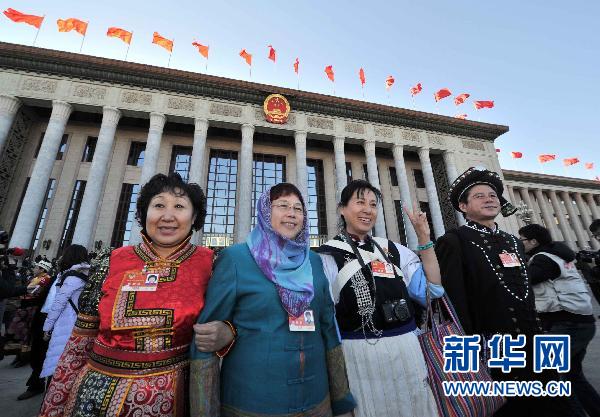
[1, 0, 598, 180]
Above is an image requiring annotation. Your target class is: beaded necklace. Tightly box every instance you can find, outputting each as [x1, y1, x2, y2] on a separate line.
[465, 221, 530, 302]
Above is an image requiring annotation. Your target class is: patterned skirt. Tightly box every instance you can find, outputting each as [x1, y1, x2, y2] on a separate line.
[40, 337, 190, 417]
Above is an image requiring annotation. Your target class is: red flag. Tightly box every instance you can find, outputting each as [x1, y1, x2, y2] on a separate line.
[434, 88, 452, 102]
[325, 65, 335, 82]
[455, 114, 468, 119]
[410, 83, 422, 96]
[474, 100, 494, 109]
[585, 162, 594, 170]
[152, 32, 173, 52]
[511, 152, 523, 159]
[267, 45, 276, 62]
[358, 68, 366, 86]
[454, 93, 470, 106]
[107, 27, 132, 44]
[293, 58, 299, 74]
[239, 49, 252, 66]
[495, 148, 501, 153]
[192, 41, 209, 58]
[563, 157, 580, 166]
[3, 8, 44, 28]
[57, 18, 87, 35]
[538, 154, 556, 163]
[385, 75, 395, 91]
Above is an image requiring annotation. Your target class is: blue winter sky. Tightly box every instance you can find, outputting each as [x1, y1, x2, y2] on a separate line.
[1, 0, 598, 179]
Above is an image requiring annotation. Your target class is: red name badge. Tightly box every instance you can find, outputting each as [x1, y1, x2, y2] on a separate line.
[121, 270, 158, 292]
[289, 309, 316, 332]
[499, 252, 521, 268]
[371, 260, 395, 278]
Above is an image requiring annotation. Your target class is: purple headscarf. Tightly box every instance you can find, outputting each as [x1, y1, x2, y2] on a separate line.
[246, 186, 314, 317]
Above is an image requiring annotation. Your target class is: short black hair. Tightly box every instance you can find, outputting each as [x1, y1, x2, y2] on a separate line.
[59, 244, 89, 272]
[338, 180, 382, 228]
[518, 224, 552, 246]
[136, 172, 207, 232]
[270, 183, 305, 208]
[590, 219, 600, 233]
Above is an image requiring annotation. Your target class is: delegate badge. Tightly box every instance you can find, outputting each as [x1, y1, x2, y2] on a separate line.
[371, 260, 395, 278]
[499, 252, 521, 268]
[121, 270, 158, 292]
[289, 309, 316, 332]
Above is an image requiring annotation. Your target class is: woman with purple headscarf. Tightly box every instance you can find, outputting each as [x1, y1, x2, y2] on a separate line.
[190, 183, 355, 417]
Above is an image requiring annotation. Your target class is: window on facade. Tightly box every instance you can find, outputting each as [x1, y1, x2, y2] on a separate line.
[394, 200, 407, 246]
[389, 167, 399, 187]
[307, 159, 328, 236]
[414, 169, 426, 188]
[56, 134, 69, 160]
[127, 142, 146, 166]
[346, 162, 353, 183]
[59, 180, 87, 250]
[204, 150, 238, 235]
[169, 145, 193, 182]
[419, 201, 435, 238]
[81, 136, 97, 162]
[252, 154, 286, 227]
[10, 178, 30, 236]
[34, 133, 69, 160]
[32, 178, 57, 251]
[111, 183, 140, 247]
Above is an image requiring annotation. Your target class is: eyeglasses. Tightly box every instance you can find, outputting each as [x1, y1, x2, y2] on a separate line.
[271, 202, 303, 215]
[518, 238, 530, 242]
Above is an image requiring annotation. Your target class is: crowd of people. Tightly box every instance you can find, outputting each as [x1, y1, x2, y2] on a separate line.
[0, 167, 598, 417]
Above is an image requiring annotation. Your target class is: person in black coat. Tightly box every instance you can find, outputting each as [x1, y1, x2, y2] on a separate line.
[519, 224, 600, 417]
[435, 167, 573, 417]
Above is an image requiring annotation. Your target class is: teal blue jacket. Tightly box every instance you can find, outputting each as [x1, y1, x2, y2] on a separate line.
[190, 243, 355, 416]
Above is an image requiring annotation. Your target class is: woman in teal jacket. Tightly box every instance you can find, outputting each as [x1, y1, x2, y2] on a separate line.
[190, 183, 355, 417]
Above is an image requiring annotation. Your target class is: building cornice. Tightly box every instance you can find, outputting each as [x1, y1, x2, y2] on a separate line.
[0, 42, 509, 141]
[503, 169, 600, 191]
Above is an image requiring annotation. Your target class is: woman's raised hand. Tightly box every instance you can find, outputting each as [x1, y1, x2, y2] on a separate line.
[404, 202, 431, 242]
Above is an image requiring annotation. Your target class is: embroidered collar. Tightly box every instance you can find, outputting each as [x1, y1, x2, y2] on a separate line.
[465, 220, 499, 235]
[134, 233, 196, 281]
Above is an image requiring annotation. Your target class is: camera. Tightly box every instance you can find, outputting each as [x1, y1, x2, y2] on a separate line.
[576, 250, 600, 264]
[380, 298, 411, 323]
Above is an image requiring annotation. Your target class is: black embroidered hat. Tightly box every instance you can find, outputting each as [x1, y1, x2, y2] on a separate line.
[448, 166, 517, 217]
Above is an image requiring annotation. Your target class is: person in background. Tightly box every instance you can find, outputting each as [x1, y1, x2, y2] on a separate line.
[40, 244, 90, 380]
[519, 223, 600, 417]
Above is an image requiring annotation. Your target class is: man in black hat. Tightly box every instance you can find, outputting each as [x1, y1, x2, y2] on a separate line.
[435, 167, 572, 417]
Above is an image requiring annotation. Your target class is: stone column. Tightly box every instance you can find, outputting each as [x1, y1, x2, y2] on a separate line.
[363, 139, 386, 238]
[333, 136, 347, 201]
[560, 191, 589, 250]
[0, 95, 21, 156]
[548, 190, 577, 250]
[235, 123, 254, 243]
[418, 147, 445, 239]
[294, 131, 308, 199]
[72, 107, 121, 248]
[442, 150, 465, 226]
[129, 112, 166, 245]
[574, 192, 599, 250]
[10, 100, 72, 249]
[189, 118, 208, 185]
[507, 185, 524, 228]
[518, 187, 542, 224]
[585, 193, 600, 219]
[392, 144, 418, 249]
[534, 189, 560, 241]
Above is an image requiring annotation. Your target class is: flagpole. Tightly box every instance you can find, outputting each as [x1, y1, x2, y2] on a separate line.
[167, 40, 174, 68]
[297, 72, 300, 90]
[32, 15, 45, 46]
[79, 22, 88, 53]
[361, 85, 364, 99]
[125, 31, 133, 61]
